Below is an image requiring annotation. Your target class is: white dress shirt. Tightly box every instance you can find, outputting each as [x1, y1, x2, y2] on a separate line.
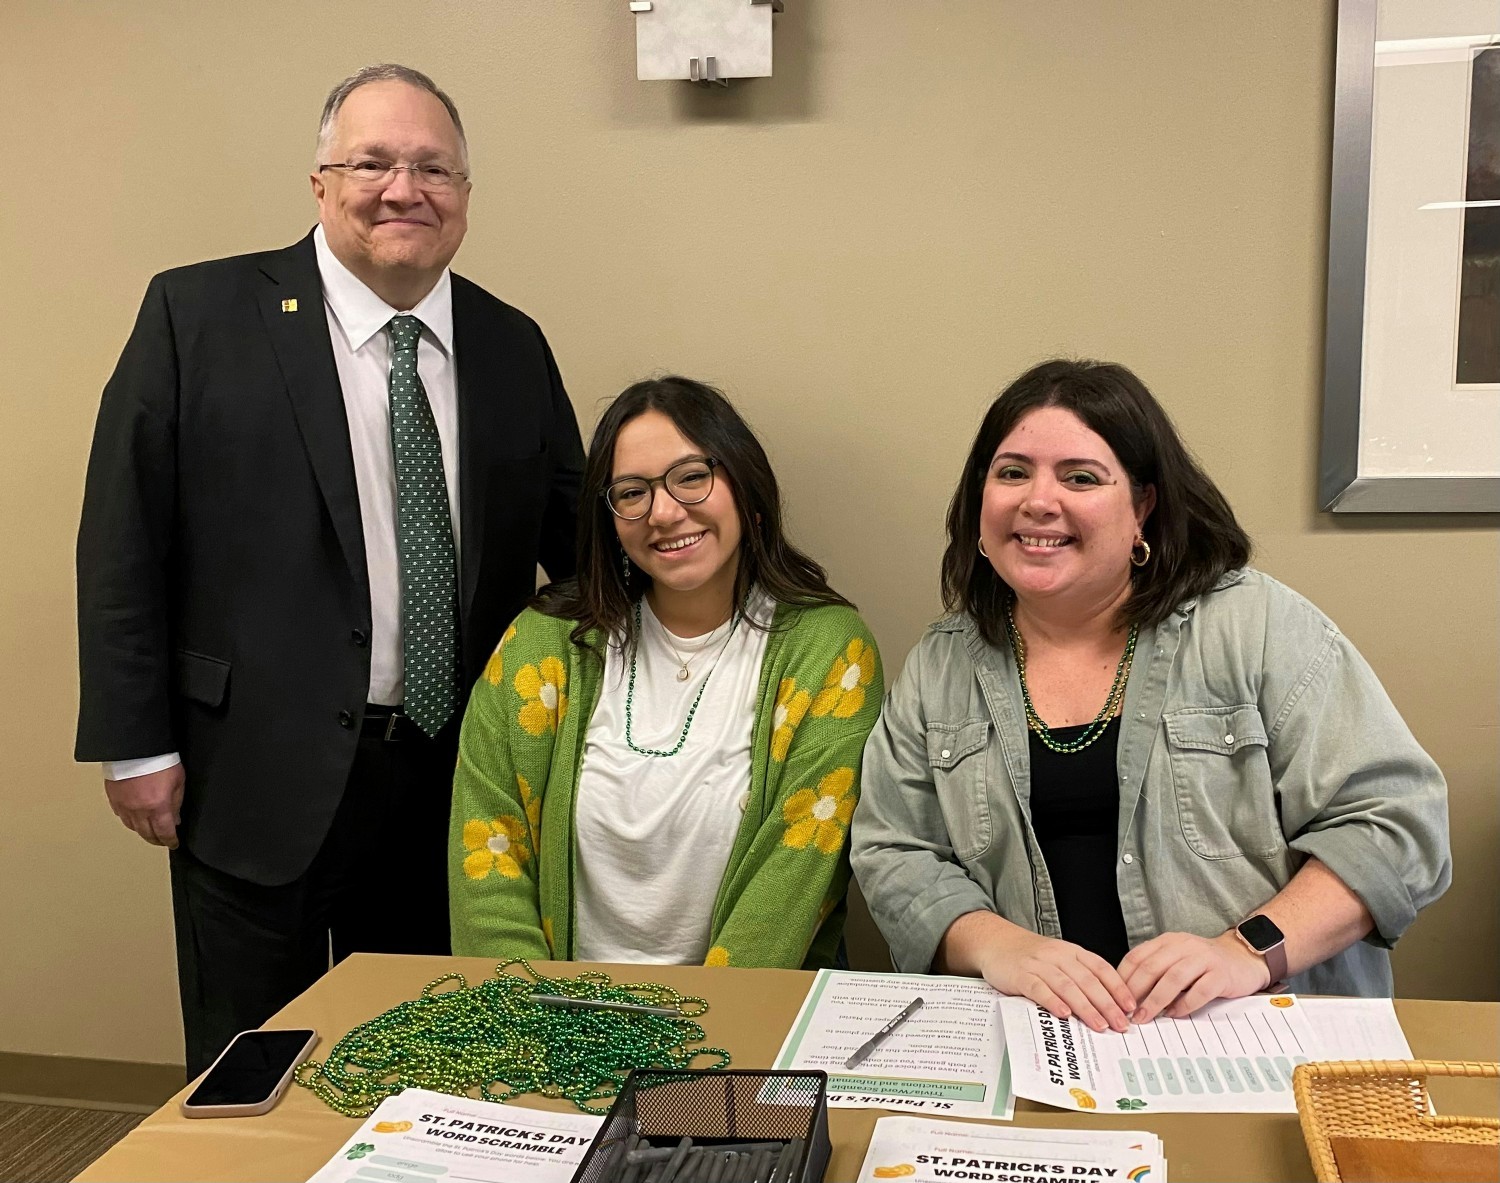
[104, 226, 460, 781]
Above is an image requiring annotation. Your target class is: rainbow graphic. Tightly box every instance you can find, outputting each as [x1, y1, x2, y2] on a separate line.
[1127, 1166, 1152, 1182]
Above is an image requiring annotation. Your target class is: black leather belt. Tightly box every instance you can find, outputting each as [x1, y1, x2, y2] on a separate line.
[362, 705, 426, 742]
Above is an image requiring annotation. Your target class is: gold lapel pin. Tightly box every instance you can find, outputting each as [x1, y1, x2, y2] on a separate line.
[281, 298, 298, 313]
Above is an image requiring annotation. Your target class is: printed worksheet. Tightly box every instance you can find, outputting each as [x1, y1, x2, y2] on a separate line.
[856, 1116, 1166, 1183]
[1296, 996, 1413, 1060]
[305, 1087, 604, 1183]
[774, 970, 1014, 1120]
[1000, 994, 1318, 1114]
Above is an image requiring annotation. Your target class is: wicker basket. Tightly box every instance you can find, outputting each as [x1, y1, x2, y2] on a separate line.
[1292, 1059, 1499, 1182]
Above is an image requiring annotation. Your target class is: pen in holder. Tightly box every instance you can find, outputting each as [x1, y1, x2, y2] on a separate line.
[570, 1068, 831, 1183]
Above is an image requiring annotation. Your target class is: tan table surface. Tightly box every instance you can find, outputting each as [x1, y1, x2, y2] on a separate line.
[76, 954, 1500, 1183]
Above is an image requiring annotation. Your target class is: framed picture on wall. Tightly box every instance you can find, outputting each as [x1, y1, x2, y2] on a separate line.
[1321, 0, 1500, 511]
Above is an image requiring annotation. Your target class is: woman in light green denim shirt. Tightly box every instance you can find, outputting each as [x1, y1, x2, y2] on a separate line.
[851, 359, 1450, 1032]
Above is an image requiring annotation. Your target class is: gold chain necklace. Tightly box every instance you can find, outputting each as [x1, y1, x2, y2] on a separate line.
[648, 601, 730, 682]
[626, 601, 741, 758]
[1005, 601, 1137, 755]
[657, 624, 703, 683]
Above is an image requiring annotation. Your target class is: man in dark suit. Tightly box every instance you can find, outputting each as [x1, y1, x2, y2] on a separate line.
[76, 64, 585, 1077]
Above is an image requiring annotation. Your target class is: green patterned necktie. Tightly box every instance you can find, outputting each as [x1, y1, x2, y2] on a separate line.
[387, 314, 460, 736]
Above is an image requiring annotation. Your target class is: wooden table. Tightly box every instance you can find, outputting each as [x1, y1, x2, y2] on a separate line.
[76, 955, 1500, 1182]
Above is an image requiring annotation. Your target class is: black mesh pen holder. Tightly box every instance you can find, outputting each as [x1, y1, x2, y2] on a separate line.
[571, 1068, 830, 1183]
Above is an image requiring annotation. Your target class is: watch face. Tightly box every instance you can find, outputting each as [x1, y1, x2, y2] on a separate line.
[1238, 914, 1284, 952]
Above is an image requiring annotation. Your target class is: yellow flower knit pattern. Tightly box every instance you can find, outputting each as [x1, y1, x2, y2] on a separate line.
[461, 815, 531, 880]
[482, 623, 519, 687]
[449, 603, 882, 970]
[771, 677, 811, 761]
[516, 656, 568, 735]
[810, 638, 876, 718]
[782, 767, 857, 854]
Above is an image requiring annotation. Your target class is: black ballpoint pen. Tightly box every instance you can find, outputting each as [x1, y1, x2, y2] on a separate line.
[843, 996, 924, 1069]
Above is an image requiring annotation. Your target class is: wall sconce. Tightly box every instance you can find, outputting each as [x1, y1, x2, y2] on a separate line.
[630, 0, 784, 87]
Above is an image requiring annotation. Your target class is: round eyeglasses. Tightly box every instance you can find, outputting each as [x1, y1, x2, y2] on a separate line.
[318, 160, 468, 190]
[604, 458, 721, 520]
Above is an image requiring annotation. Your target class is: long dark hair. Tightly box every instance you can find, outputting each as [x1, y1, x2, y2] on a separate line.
[538, 376, 850, 652]
[942, 358, 1251, 644]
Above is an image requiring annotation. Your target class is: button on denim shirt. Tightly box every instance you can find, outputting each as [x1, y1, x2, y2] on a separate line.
[851, 569, 1451, 997]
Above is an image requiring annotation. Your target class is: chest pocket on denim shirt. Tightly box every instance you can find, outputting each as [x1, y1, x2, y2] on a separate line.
[1164, 704, 1283, 860]
[927, 719, 992, 862]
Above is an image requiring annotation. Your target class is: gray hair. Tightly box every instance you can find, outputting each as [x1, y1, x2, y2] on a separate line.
[316, 63, 469, 171]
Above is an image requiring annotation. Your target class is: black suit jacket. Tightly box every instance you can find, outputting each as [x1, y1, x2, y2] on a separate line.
[76, 233, 585, 885]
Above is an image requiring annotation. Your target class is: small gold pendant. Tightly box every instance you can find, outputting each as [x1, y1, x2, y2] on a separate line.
[676, 667, 691, 682]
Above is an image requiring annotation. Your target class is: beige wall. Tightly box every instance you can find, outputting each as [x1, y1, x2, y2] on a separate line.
[3, 1, 1495, 1068]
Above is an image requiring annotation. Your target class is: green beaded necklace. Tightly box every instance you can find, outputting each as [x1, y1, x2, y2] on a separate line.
[294, 958, 730, 1117]
[1005, 600, 1138, 755]
[624, 599, 741, 758]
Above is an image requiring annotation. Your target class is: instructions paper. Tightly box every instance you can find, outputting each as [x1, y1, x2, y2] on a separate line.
[774, 969, 1014, 1120]
[1000, 994, 1319, 1114]
[306, 1087, 604, 1183]
[856, 1116, 1166, 1183]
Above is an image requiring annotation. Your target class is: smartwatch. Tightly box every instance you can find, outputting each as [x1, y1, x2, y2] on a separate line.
[1234, 914, 1287, 990]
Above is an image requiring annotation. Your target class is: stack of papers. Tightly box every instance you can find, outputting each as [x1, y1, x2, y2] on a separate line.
[306, 1087, 604, 1183]
[857, 1116, 1166, 1183]
[775, 971, 1416, 1122]
[1000, 994, 1414, 1115]
[773, 969, 1014, 1120]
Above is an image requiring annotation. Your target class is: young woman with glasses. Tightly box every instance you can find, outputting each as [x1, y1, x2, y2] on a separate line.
[448, 376, 882, 968]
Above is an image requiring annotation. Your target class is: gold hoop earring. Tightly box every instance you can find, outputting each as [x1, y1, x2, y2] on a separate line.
[977, 538, 989, 559]
[1130, 534, 1151, 567]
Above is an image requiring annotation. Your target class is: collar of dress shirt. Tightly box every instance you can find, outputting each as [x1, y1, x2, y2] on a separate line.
[312, 224, 454, 356]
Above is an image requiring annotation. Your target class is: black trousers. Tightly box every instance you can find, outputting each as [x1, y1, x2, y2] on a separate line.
[169, 716, 459, 1078]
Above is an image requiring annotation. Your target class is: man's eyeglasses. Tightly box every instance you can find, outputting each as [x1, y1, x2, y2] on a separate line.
[604, 458, 721, 520]
[318, 159, 468, 190]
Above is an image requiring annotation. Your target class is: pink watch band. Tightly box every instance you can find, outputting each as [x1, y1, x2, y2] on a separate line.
[1263, 940, 1288, 989]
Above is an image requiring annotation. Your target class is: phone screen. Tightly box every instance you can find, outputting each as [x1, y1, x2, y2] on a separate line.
[184, 1029, 316, 1107]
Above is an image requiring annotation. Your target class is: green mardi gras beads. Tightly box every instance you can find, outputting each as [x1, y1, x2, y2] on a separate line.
[294, 958, 731, 1117]
[624, 599, 742, 758]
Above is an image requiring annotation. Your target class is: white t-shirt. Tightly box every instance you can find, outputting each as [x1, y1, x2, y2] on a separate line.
[573, 593, 773, 964]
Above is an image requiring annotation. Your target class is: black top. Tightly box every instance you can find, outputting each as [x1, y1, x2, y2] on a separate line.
[1028, 716, 1130, 967]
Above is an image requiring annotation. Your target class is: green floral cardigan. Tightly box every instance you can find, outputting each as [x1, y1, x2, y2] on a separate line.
[448, 600, 883, 969]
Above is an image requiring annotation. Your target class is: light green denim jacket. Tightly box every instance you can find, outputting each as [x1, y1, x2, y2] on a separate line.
[850, 569, 1451, 997]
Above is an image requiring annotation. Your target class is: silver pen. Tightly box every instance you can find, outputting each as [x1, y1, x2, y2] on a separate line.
[843, 996, 924, 1069]
[529, 992, 682, 1018]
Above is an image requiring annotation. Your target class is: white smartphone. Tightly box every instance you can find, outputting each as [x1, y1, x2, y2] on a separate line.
[179, 1028, 318, 1118]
